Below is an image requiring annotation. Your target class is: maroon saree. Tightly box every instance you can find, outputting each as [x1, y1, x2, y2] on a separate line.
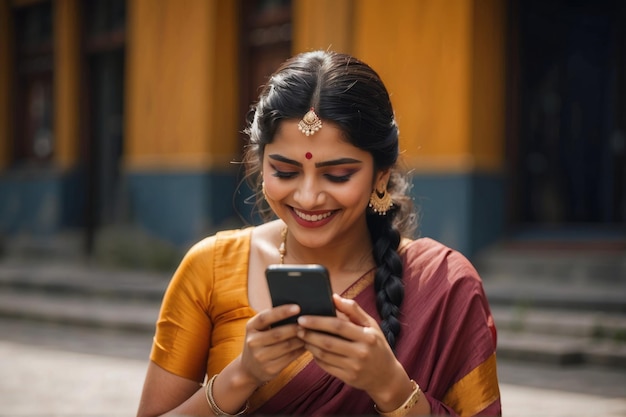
[249, 238, 501, 416]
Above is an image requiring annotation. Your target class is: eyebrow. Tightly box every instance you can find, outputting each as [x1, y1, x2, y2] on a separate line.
[268, 154, 363, 168]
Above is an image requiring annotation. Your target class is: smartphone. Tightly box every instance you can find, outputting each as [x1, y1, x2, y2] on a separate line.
[265, 264, 336, 327]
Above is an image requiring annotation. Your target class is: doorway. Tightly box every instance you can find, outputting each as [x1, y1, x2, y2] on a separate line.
[509, 0, 626, 236]
[237, 0, 292, 222]
[81, 0, 126, 253]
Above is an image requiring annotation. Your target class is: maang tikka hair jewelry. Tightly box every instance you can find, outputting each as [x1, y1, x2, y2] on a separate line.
[298, 107, 323, 136]
[369, 186, 393, 215]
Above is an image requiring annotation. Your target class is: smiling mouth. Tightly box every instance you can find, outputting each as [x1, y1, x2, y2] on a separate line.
[292, 208, 336, 222]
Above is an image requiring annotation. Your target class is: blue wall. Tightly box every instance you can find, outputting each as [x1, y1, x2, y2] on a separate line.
[127, 170, 241, 247]
[410, 172, 505, 257]
[0, 168, 505, 258]
[0, 169, 85, 236]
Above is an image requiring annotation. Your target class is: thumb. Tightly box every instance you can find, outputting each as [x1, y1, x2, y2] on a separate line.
[332, 294, 374, 327]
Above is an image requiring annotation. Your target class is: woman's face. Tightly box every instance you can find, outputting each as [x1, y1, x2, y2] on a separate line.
[262, 120, 387, 250]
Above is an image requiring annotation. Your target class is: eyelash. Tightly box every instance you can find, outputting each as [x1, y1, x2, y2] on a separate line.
[271, 170, 353, 183]
[272, 170, 297, 179]
[326, 173, 352, 183]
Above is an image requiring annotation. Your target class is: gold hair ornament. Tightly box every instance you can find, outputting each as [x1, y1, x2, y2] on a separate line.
[298, 107, 323, 136]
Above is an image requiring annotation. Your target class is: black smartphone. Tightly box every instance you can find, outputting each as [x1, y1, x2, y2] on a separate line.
[265, 264, 336, 327]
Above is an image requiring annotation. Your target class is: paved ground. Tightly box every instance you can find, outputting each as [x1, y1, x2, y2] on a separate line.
[1, 318, 625, 417]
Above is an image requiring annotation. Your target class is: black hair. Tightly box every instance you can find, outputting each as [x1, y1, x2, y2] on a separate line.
[242, 51, 417, 349]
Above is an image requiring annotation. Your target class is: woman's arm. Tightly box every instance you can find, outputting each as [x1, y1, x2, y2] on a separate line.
[137, 358, 265, 417]
[136, 361, 209, 417]
[138, 303, 308, 417]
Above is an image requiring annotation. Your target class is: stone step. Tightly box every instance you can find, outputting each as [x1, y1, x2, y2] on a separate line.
[483, 278, 626, 313]
[492, 305, 626, 368]
[491, 306, 626, 340]
[1, 287, 625, 370]
[0, 261, 169, 302]
[1, 260, 625, 369]
[0, 289, 159, 333]
[497, 330, 626, 368]
[474, 243, 626, 285]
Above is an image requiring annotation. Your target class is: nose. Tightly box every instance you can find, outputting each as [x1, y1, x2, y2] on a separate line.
[293, 176, 324, 209]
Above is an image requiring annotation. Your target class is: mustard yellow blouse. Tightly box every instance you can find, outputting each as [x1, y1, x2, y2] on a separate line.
[150, 227, 256, 382]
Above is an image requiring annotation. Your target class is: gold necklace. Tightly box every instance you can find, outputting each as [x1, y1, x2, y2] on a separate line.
[278, 227, 288, 264]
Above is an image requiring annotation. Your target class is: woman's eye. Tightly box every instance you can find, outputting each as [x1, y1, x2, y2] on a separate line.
[272, 170, 297, 179]
[325, 173, 353, 183]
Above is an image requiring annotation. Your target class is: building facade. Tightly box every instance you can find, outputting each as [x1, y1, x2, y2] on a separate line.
[1, 0, 624, 258]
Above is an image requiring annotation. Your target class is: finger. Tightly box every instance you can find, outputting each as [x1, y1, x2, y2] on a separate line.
[333, 294, 375, 327]
[262, 346, 308, 377]
[297, 314, 355, 340]
[298, 314, 381, 349]
[247, 322, 303, 352]
[303, 339, 364, 384]
[249, 332, 306, 362]
[249, 304, 300, 331]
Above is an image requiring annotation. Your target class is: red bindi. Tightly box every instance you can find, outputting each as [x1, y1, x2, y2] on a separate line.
[305, 152, 313, 160]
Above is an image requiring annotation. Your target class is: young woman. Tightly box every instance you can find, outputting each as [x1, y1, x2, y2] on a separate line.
[137, 51, 501, 417]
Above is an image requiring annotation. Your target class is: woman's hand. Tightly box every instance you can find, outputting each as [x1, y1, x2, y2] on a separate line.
[237, 304, 307, 386]
[296, 294, 410, 402]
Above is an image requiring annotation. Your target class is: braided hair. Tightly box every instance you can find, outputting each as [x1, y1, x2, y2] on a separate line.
[243, 51, 417, 349]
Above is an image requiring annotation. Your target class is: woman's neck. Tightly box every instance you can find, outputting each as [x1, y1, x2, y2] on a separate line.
[281, 222, 376, 276]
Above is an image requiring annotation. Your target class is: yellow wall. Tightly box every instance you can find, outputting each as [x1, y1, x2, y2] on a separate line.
[293, 0, 354, 54]
[125, 0, 239, 172]
[211, 0, 239, 159]
[294, 0, 506, 174]
[54, 0, 80, 171]
[4, 0, 505, 175]
[470, 0, 506, 171]
[0, 0, 13, 170]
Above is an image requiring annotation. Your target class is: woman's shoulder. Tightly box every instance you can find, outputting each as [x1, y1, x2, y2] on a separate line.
[399, 236, 455, 260]
[186, 226, 256, 256]
[171, 226, 256, 289]
[400, 237, 482, 286]
[182, 221, 283, 268]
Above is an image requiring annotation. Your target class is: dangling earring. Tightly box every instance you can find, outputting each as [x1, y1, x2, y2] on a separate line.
[369, 187, 393, 215]
[262, 181, 267, 200]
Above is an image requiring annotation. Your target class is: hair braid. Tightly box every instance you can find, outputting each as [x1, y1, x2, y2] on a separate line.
[368, 212, 404, 350]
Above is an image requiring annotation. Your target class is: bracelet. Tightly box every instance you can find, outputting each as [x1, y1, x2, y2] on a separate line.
[204, 374, 249, 416]
[374, 379, 421, 417]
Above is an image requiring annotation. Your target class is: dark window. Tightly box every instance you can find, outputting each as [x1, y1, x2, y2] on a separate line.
[14, 1, 54, 165]
[509, 0, 626, 224]
[81, 0, 126, 252]
[239, 0, 292, 134]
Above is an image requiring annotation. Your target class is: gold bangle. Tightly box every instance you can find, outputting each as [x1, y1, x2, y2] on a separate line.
[374, 379, 421, 417]
[204, 374, 249, 416]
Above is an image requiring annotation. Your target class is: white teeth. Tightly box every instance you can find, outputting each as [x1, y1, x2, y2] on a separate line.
[294, 209, 333, 222]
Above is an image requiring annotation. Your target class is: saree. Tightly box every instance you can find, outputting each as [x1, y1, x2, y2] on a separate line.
[150, 227, 501, 416]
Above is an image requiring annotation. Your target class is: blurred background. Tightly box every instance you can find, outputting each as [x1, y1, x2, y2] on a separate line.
[0, 0, 625, 415]
[1, 0, 626, 259]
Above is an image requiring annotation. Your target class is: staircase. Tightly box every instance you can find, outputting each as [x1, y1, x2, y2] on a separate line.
[474, 242, 626, 368]
[1, 234, 625, 369]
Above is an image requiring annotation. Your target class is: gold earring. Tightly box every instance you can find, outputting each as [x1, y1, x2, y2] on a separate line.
[262, 181, 267, 200]
[369, 187, 393, 215]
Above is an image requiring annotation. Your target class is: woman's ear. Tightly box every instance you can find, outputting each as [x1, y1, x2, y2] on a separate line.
[374, 168, 391, 191]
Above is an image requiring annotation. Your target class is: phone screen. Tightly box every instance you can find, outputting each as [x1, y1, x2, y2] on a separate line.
[265, 264, 336, 326]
